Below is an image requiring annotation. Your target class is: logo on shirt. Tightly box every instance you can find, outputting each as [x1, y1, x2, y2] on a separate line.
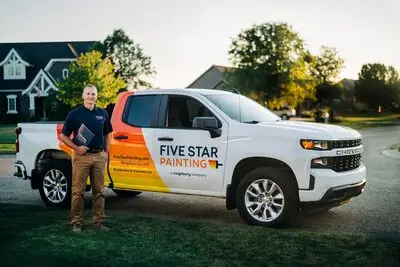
[96, 116, 104, 120]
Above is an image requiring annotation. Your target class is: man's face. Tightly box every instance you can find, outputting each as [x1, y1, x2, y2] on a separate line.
[82, 86, 97, 105]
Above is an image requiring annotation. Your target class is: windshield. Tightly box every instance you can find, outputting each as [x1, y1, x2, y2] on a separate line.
[205, 93, 281, 123]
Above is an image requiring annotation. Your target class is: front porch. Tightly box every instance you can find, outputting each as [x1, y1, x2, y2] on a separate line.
[23, 69, 58, 120]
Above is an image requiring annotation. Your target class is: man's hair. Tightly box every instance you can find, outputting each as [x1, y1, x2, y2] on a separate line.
[84, 84, 97, 90]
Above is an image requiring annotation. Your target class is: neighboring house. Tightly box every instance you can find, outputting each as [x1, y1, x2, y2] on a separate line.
[186, 65, 235, 89]
[0, 41, 95, 123]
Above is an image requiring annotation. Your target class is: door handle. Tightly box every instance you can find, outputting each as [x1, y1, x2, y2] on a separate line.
[114, 135, 128, 140]
[158, 137, 174, 141]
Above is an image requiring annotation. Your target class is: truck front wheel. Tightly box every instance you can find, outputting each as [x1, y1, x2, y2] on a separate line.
[38, 161, 71, 208]
[236, 167, 299, 228]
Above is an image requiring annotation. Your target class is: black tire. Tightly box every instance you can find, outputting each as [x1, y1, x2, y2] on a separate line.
[236, 167, 299, 228]
[281, 114, 289, 120]
[112, 189, 141, 198]
[38, 160, 72, 208]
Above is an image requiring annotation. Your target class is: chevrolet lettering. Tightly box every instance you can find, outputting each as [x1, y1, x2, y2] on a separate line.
[336, 147, 363, 156]
[13, 88, 367, 228]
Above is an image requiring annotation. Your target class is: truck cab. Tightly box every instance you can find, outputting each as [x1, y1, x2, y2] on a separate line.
[14, 88, 367, 228]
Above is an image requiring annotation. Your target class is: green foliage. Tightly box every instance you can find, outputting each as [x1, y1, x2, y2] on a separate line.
[354, 63, 400, 110]
[93, 28, 155, 89]
[56, 51, 126, 109]
[226, 22, 316, 108]
[315, 82, 343, 106]
[312, 46, 345, 83]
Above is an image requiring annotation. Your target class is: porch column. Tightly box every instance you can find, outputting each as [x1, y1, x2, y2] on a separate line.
[29, 94, 35, 117]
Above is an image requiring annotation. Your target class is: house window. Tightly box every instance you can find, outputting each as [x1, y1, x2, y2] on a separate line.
[6, 95, 17, 114]
[62, 68, 69, 79]
[4, 63, 25, 79]
[1, 49, 29, 80]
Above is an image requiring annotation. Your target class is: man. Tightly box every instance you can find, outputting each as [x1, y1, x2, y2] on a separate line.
[59, 84, 113, 233]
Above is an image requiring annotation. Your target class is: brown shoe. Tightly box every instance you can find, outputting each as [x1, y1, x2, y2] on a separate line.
[93, 223, 110, 232]
[72, 224, 82, 233]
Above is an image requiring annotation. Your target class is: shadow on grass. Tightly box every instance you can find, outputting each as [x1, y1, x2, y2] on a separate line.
[1, 202, 399, 266]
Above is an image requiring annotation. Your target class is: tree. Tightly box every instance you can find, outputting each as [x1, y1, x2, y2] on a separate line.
[354, 63, 400, 110]
[57, 51, 126, 108]
[225, 22, 316, 107]
[310, 46, 345, 107]
[93, 29, 155, 89]
[312, 46, 344, 84]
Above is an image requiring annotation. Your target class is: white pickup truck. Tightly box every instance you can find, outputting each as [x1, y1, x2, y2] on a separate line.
[14, 88, 367, 228]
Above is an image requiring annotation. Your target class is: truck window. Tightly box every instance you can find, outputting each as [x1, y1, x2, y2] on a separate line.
[124, 95, 158, 127]
[164, 95, 215, 128]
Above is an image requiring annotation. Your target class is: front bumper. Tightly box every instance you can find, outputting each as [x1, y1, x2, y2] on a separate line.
[300, 179, 366, 210]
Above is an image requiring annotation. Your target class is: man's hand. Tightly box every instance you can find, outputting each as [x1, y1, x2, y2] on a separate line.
[76, 146, 88, 155]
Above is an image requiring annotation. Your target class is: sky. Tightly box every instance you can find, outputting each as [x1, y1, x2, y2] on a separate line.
[0, 0, 398, 88]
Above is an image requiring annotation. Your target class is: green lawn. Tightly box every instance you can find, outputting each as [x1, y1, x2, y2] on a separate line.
[0, 203, 399, 266]
[0, 125, 16, 144]
[0, 143, 15, 154]
[332, 113, 400, 129]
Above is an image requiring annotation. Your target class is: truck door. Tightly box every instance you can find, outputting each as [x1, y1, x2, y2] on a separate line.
[108, 93, 170, 192]
[149, 93, 228, 195]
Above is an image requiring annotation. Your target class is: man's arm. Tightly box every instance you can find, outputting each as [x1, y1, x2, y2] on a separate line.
[60, 133, 88, 155]
[60, 112, 88, 155]
[103, 110, 113, 154]
[104, 133, 110, 153]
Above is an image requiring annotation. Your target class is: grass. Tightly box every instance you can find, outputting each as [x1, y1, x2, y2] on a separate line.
[0, 203, 399, 266]
[332, 113, 400, 129]
[0, 143, 15, 154]
[0, 124, 16, 144]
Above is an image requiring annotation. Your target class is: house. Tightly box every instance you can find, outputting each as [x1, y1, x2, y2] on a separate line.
[0, 41, 95, 124]
[186, 65, 235, 89]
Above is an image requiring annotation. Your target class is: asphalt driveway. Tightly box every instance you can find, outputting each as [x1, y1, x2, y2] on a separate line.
[0, 126, 399, 234]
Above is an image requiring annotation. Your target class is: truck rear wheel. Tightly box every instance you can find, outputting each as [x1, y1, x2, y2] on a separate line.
[38, 161, 71, 208]
[112, 189, 141, 198]
[236, 167, 299, 228]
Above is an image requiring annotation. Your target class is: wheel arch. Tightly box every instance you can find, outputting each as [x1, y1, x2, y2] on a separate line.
[226, 157, 299, 210]
[31, 149, 72, 190]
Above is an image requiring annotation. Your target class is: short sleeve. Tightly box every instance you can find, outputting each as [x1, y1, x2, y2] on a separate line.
[103, 110, 113, 135]
[61, 111, 75, 137]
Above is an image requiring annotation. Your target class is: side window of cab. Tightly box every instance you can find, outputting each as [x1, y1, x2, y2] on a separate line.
[122, 94, 161, 127]
[158, 95, 219, 129]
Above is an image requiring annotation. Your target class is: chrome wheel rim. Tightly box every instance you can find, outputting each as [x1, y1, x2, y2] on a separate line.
[244, 179, 285, 222]
[43, 169, 68, 203]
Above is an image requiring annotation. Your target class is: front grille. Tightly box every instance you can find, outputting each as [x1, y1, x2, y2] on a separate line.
[332, 139, 362, 149]
[329, 154, 362, 172]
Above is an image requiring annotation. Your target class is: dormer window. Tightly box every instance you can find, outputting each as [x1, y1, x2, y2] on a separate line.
[0, 48, 30, 80]
[4, 56, 26, 79]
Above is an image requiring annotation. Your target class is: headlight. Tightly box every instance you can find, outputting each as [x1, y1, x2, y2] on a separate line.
[300, 139, 331, 150]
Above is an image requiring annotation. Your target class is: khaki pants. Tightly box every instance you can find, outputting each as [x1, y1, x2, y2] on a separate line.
[70, 151, 108, 226]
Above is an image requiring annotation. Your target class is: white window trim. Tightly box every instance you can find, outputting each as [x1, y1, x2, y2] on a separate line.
[62, 68, 69, 79]
[6, 95, 18, 114]
[4, 63, 26, 80]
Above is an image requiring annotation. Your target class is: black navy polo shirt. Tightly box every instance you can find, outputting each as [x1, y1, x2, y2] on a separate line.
[61, 105, 113, 150]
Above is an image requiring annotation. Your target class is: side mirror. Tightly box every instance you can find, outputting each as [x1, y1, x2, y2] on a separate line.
[193, 117, 221, 138]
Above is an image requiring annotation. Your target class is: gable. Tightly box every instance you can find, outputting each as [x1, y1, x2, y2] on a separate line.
[187, 65, 225, 89]
[0, 48, 31, 66]
[187, 65, 236, 89]
[22, 69, 58, 96]
[0, 41, 95, 90]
